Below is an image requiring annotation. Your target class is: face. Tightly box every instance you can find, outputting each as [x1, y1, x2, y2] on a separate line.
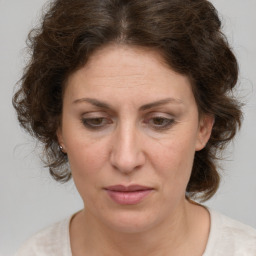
[58, 44, 213, 233]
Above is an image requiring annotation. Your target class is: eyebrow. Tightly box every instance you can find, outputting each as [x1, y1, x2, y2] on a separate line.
[73, 97, 183, 111]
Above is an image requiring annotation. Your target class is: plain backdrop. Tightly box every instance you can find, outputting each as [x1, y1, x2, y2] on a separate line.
[0, 0, 255, 255]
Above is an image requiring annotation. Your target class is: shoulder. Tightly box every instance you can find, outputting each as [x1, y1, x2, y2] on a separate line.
[15, 216, 72, 256]
[204, 209, 256, 256]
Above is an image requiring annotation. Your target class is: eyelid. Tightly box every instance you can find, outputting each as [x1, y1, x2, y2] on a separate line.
[145, 111, 175, 119]
[143, 112, 176, 129]
[80, 111, 114, 129]
[81, 117, 112, 130]
[81, 111, 110, 118]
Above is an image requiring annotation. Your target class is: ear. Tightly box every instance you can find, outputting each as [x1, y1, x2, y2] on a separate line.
[57, 127, 66, 153]
[195, 114, 214, 151]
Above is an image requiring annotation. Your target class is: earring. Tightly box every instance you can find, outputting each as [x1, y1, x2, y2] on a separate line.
[59, 145, 65, 153]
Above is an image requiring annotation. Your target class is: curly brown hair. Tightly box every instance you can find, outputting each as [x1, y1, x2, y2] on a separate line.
[13, 0, 242, 201]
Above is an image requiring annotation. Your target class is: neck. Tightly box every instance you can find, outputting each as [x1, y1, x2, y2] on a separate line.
[70, 200, 209, 256]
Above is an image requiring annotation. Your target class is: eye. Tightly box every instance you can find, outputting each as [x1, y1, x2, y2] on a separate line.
[147, 116, 175, 130]
[81, 117, 112, 129]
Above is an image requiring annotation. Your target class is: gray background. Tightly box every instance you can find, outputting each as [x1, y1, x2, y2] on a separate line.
[0, 0, 255, 255]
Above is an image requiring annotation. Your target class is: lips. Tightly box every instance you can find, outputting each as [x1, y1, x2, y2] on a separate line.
[104, 184, 154, 205]
[105, 184, 153, 192]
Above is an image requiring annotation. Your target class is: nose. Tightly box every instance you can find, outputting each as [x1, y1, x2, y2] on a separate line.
[110, 123, 146, 174]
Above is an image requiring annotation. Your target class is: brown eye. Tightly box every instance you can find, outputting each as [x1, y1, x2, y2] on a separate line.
[81, 117, 111, 129]
[148, 117, 175, 130]
[152, 117, 168, 126]
[87, 118, 104, 126]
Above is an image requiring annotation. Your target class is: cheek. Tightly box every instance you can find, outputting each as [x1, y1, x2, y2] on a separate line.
[64, 129, 110, 190]
[68, 141, 107, 175]
[66, 139, 109, 204]
[149, 134, 196, 186]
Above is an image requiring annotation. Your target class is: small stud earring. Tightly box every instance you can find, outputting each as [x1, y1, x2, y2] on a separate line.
[59, 145, 65, 152]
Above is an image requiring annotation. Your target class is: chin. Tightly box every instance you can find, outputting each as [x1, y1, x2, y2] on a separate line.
[101, 209, 162, 234]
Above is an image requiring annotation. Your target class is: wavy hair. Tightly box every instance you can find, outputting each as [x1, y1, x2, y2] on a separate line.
[13, 0, 242, 201]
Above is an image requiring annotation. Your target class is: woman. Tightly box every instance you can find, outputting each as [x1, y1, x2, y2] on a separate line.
[13, 0, 256, 255]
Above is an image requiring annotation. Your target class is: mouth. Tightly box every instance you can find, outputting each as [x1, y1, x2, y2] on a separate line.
[104, 184, 154, 205]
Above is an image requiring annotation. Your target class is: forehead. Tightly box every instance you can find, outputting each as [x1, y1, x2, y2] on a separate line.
[65, 44, 194, 106]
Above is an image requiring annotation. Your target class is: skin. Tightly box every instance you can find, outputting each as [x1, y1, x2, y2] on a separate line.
[57, 44, 214, 256]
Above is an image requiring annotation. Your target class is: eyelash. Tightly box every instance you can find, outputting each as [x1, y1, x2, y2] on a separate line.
[81, 117, 112, 130]
[147, 116, 175, 130]
[80, 116, 175, 131]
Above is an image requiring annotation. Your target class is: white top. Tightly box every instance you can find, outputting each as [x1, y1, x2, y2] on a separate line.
[15, 209, 256, 256]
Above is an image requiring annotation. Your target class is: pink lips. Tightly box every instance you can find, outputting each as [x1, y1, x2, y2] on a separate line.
[104, 185, 153, 205]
